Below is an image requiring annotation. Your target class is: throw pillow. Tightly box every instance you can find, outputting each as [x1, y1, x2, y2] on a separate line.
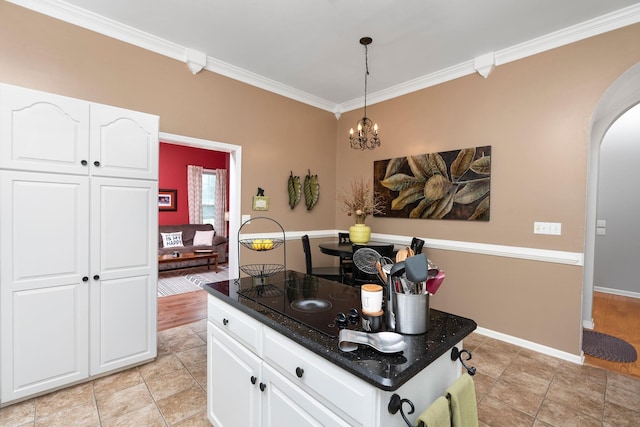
[161, 232, 184, 248]
[193, 230, 215, 246]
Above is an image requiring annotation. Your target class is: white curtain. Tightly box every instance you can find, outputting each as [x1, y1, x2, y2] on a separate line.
[214, 169, 228, 238]
[187, 165, 203, 224]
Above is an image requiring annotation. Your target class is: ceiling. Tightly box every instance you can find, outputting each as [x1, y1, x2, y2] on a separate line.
[11, 0, 640, 113]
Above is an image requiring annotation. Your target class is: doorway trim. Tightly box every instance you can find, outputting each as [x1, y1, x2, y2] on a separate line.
[159, 131, 241, 279]
[584, 61, 640, 328]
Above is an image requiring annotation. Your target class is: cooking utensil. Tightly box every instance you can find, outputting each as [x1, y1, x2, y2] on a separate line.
[386, 261, 406, 331]
[352, 247, 383, 274]
[395, 247, 409, 263]
[338, 329, 406, 353]
[353, 248, 392, 285]
[375, 261, 387, 283]
[426, 270, 446, 295]
[404, 253, 429, 283]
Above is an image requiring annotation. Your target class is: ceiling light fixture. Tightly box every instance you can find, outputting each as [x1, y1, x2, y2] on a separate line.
[349, 37, 380, 150]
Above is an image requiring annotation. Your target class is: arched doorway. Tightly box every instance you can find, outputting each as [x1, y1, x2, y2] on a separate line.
[584, 62, 640, 328]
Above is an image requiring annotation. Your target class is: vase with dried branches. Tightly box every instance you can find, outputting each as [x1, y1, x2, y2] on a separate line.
[337, 177, 384, 243]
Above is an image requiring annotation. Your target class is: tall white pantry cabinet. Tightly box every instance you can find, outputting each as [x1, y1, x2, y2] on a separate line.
[0, 83, 159, 405]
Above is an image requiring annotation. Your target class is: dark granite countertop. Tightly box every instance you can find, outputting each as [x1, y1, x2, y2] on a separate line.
[203, 271, 476, 391]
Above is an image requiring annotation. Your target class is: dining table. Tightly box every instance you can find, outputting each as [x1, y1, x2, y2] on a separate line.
[318, 240, 407, 258]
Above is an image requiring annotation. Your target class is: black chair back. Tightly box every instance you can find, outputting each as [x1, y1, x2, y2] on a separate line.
[338, 233, 353, 284]
[410, 237, 425, 255]
[301, 234, 313, 275]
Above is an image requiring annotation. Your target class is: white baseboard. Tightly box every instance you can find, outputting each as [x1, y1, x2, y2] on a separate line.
[582, 319, 595, 330]
[473, 326, 584, 365]
[594, 286, 640, 299]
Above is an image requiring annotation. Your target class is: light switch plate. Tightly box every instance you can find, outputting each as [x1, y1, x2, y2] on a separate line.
[597, 219, 606, 227]
[534, 221, 562, 235]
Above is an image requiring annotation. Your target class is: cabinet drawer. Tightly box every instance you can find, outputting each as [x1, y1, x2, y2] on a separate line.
[208, 295, 261, 354]
[263, 329, 375, 426]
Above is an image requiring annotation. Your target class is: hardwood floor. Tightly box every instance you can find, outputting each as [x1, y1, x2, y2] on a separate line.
[584, 291, 640, 378]
[158, 289, 208, 331]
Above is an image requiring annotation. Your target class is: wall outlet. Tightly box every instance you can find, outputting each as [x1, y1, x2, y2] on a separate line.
[596, 227, 606, 236]
[597, 219, 606, 227]
[241, 214, 251, 224]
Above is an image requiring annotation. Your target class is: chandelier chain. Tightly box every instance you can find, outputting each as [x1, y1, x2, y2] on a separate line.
[363, 43, 369, 119]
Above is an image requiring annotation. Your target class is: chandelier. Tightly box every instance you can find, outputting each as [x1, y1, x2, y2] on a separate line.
[349, 36, 380, 150]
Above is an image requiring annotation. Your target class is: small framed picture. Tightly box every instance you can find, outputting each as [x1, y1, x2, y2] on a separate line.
[159, 189, 177, 211]
[252, 196, 269, 211]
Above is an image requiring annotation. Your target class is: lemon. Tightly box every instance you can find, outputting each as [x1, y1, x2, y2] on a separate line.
[263, 239, 273, 250]
[252, 239, 263, 250]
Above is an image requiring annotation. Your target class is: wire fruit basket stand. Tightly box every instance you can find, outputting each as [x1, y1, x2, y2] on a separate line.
[237, 217, 286, 286]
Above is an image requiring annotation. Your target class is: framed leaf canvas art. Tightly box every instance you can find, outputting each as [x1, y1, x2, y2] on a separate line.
[373, 146, 491, 221]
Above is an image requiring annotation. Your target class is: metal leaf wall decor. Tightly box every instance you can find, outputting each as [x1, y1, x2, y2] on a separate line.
[373, 146, 491, 220]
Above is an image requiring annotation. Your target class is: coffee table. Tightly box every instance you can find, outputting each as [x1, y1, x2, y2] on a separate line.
[158, 251, 219, 272]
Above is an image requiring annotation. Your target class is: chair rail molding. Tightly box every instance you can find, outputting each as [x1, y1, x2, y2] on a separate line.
[240, 230, 583, 266]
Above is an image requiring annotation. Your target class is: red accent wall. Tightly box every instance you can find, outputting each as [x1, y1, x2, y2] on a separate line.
[158, 143, 230, 226]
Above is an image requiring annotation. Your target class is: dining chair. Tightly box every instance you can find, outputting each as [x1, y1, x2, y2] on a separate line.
[301, 235, 343, 282]
[410, 237, 425, 255]
[351, 243, 394, 287]
[338, 232, 353, 284]
[338, 232, 350, 244]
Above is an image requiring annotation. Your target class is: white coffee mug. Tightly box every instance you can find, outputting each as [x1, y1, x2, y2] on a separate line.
[361, 284, 383, 314]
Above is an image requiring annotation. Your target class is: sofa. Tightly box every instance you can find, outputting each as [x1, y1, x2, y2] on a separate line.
[158, 223, 228, 271]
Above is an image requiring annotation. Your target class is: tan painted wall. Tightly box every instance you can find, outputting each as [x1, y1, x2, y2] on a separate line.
[337, 24, 640, 353]
[0, 1, 337, 236]
[2, 2, 640, 354]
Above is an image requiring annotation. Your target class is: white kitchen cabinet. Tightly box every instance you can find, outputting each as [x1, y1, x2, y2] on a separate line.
[89, 177, 157, 375]
[0, 84, 89, 175]
[0, 172, 90, 401]
[207, 293, 466, 427]
[0, 83, 158, 405]
[208, 316, 349, 427]
[0, 84, 157, 180]
[261, 363, 351, 427]
[207, 296, 367, 427]
[89, 103, 158, 180]
[207, 322, 262, 427]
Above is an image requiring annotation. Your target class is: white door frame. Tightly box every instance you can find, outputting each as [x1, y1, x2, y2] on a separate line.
[159, 132, 241, 279]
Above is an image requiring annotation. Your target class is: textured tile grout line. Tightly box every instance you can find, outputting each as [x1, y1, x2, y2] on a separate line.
[92, 381, 102, 427]
[140, 371, 168, 427]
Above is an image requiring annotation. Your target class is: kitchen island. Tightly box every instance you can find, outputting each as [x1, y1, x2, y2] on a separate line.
[203, 271, 476, 427]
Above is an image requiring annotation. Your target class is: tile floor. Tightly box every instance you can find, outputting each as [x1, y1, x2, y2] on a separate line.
[1, 321, 640, 426]
[0, 320, 209, 427]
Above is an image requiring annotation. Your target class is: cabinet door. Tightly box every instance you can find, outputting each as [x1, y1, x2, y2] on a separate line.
[0, 84, 90, 175]
[89, 103, 158, 180]
[89, 177, 157, 375]
[0, 171, 90, 403]
[261, 364, 351, 427]
[208, 322, 262, 427]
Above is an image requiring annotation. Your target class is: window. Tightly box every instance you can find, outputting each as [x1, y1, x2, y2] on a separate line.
[202, 171, 216, 225]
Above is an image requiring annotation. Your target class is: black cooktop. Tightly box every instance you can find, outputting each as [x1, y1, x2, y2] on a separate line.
[236, 271, 362, 338]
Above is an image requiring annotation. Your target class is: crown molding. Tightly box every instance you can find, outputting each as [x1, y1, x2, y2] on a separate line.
[9, 0, 640, 115]
[203, 55, 337, 112]
[338, 3, 640, 113]
[7, 0, 337, 112]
